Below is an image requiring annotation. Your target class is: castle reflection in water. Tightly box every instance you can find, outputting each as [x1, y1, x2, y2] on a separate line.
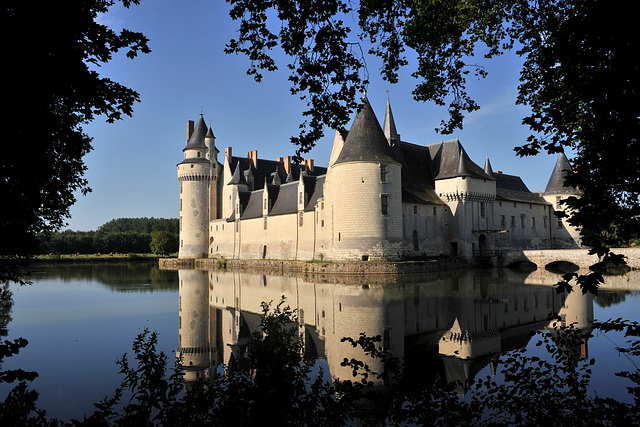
[176, 268, 593, 389]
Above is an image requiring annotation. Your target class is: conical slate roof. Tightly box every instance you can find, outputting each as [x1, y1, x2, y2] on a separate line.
[427, 139, 493, 180]
[383, 98, 400, 144]
[544, 152, 580, 195]
[183, 115, 208, 151]
[334, 96, 398, 165]
[484, 156, 495, 179]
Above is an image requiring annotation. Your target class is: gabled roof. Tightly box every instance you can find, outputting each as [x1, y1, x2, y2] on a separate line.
[544, 153, 581, 196]
[334, 96, 398, 165]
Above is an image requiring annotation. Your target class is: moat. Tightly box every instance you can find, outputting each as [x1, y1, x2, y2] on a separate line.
[1, 261, 639, 421]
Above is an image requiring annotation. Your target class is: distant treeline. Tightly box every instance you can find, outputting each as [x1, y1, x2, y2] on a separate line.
[37, 218, 179, 254]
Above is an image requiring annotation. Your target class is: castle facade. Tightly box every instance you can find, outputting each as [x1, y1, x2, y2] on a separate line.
[177, 97, 581, 262]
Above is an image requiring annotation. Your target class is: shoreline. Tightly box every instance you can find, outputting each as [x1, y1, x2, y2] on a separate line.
[160, 256, 478, 275]
[29, 254, 165, 264]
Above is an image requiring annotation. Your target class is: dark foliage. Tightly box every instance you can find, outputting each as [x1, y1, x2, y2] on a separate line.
[0, 1, 150, 284]
[36, 218, 178, 255]
[224, 0, 639, 293]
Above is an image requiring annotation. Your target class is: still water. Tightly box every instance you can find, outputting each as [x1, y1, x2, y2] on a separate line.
[1, 262, 639, 421]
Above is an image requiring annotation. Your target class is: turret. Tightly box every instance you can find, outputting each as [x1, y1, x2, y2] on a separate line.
[178, 115, 212, 258]
[542, 152, 582, 248]
[383, 97, 401, 145]
[327, 96, 403, 260]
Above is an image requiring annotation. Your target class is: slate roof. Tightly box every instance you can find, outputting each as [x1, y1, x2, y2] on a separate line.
[391, 141, 445, 205]
[495, 172, 548, 204]
[544, 153, 581, 196]
[269, 181, 298, 216]
[228, 156, 327, 189]
[427, 139, 494, 181]
[177, 157, 210, 166]
[334, 97, 398, 165]
[183, 115, 208, 151]
[240, 190, 264, 220]
[222, 99, 550, 219]
[305, 175, 325, 212]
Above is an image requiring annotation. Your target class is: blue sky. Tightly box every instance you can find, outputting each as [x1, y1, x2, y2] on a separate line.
[67, 0, 561, 231]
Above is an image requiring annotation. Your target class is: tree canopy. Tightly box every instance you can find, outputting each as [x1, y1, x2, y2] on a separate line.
[226, 0, 640, 290]
[0, 1, 150, 283]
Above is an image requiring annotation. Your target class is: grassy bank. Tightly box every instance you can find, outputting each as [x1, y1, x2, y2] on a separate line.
[31, 253, 177, 263]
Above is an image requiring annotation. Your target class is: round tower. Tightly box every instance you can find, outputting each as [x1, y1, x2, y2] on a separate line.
[327, 97, 403, 260]
[542, 152, 582, 248]
[178, 115, 211, 258]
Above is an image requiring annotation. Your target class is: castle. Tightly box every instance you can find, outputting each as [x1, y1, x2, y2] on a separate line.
[177, 96, 581, 262]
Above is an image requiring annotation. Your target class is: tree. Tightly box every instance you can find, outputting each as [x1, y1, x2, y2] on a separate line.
[0, 1, 150, 284]
[150, 231, 178, 256]
[225, 0, 640, 292]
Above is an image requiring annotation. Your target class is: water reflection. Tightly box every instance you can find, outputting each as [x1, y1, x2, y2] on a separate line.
[177, 268, 600, 389]
[29, 261, 178, 292]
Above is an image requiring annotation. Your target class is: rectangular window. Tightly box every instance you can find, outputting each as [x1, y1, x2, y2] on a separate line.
[500, 215, 506, 228]
[381, 194, 389, 215]
[380, 165, 388, 183]
[480, 202, 486, 217]
[414, 205, 418, 214]
[511, 216, 516, 228]
[520, 215, 526, 228]
[433, 207, 437, 216]
[531, 217, 536, 228]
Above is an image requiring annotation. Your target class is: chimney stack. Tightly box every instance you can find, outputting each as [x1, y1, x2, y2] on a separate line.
[187, 120, 194, 141]
[247, 150, 258, 168]
[304, 159, 314, 171]
[284, 156, 291, 175]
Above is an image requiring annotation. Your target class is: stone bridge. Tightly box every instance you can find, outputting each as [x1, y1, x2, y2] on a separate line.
[502, 248, 640, 270]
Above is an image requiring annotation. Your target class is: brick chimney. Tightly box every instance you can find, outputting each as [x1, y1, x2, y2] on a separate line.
[187, 120, 194, 140]
[304, 159, 314, 171]
[247, 150, 258, 168]
[284, 156, 291, 175]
